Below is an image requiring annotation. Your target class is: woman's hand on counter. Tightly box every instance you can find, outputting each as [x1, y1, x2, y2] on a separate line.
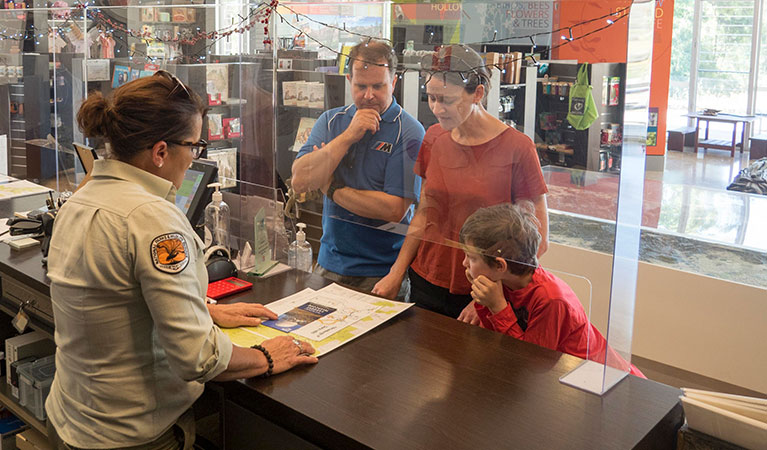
[208, 302, 278, 328]
[371, 271, 405, 299]
[262, 335, 318, 375]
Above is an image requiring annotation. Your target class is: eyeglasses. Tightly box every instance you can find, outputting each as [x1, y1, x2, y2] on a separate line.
[167, 139, 208, 159]
[154, 70, 192, 99]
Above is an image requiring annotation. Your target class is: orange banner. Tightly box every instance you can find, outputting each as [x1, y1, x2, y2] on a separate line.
[553, 1, 631, 63]
[647, 0, 675, 155]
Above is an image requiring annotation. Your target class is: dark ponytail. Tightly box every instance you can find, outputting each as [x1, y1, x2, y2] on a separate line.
[77, 74, 207, 161]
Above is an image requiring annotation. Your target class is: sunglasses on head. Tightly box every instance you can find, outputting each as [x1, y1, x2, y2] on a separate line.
[154, 70, 193, 99]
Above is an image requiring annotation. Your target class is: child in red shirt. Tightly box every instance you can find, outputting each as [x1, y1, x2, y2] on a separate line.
[459, 203, 645, 378]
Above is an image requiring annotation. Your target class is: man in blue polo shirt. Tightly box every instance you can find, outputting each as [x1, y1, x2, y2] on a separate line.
[291, 40, 425, 293]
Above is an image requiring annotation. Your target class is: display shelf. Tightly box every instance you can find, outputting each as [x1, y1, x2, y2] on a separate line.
[500, 83, 525, 89]
[0, 379, 46, 436]
[275, 67, 349, 182]
[280, 105, 325, 111]
[209, 98, 247, 105]
[532, 62, 625, 170]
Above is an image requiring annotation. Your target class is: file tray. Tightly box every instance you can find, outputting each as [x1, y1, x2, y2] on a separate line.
[17, 355, 55, 421]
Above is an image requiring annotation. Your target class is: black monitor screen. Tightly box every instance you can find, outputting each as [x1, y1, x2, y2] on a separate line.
[175, 161, 218, 226]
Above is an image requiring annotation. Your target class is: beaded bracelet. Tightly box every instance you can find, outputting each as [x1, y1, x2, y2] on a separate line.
[251, 344, 273, 378]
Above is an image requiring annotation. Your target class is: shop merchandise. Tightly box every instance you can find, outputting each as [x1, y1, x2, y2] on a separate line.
[207, 114, 223, 140]
[567, 63, 598, 130]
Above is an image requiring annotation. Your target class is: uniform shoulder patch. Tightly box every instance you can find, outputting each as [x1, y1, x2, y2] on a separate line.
[150, 233, 190, 274]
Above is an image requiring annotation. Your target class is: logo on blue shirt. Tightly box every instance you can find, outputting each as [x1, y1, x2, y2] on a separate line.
[374, 141, 393, 154]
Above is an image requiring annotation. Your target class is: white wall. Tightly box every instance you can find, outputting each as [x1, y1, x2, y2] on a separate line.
[541, 242, 767, 394]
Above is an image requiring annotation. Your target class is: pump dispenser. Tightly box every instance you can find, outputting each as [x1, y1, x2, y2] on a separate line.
[204, 183, 230, 254]
[288, 222, 312, 272]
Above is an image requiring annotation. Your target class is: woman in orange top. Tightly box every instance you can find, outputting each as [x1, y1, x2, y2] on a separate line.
[373, 45, 549, 321]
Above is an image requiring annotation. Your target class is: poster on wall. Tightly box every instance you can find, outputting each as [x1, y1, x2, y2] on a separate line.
[85, 59, 111, 81]
[392, 3, 462, 44]
[460, 2, 553, 46]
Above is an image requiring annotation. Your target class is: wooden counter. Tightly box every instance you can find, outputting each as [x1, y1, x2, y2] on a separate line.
[0, 244, 683, 449]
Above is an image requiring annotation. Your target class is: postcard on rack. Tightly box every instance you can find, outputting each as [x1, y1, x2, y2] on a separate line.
[140, 25, 154, 43]
[206, 64, 229, 104]
[308, 82, 324, 109]
[147, 42, 166, 58]
[112, 65, 130, 88]
[295, 81, 310, 107]
[223, 117, 241, 138]
[292, 117, 316, 152]
[282, 81, 298, 106]
[172, 8, 187, 22]
[140, 7, 156, 22]
[206, 147, 237, 188]
[207, 114, 224, 140]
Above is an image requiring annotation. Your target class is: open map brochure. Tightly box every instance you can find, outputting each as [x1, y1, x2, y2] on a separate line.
[221, 283, 413, 356]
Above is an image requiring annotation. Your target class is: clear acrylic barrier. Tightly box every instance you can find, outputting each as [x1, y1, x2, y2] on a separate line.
[278, 0, 652, 395]
[0, 6, 87, 191]
[220, 178, 289, 274]
[0, 1, 654, 396]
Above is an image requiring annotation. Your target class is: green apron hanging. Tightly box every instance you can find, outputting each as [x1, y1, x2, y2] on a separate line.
[567, 63, 598, 130]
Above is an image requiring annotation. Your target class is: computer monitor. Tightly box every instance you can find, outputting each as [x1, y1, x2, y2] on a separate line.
[73, 142, 97, 175]
[175, 160, 218, 227]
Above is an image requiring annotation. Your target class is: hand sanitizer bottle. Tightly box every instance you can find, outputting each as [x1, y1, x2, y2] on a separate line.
[204, 183, 230, 253]
[288, 222, 312, 272]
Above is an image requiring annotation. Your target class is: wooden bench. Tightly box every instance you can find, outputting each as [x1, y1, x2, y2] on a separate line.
[667, 126, 697, 151]
[749, 134, 767, 160]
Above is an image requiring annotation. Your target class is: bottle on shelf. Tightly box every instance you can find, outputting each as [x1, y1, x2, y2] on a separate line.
[204, 182, 230, 254]
[288, 222, 312, 272]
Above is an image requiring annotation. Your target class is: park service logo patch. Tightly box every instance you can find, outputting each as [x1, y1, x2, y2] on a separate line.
[151, 233, 189, 274]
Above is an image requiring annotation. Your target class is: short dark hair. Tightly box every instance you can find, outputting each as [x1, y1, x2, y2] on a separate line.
[347, 39, 397, 78]
[77, 73, 207, 161]
[459, 203, 540, 276]
[421, 44, 491, 98]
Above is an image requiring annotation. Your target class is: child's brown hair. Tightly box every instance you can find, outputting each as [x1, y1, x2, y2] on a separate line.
[459, 202, 540, 275]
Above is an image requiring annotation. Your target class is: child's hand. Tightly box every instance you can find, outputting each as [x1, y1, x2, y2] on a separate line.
[470, 275, 507, 314]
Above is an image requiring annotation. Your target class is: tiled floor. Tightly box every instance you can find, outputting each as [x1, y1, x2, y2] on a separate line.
[650, 148, 752, 189]
[545, 148, 767, 253]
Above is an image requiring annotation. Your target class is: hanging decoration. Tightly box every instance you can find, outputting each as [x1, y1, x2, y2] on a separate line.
[0, 0, 631, 75]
